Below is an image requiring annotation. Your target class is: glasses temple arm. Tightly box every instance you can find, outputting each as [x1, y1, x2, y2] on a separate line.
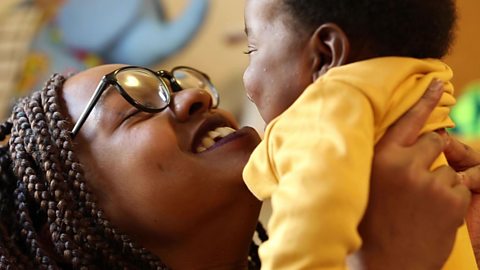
[71, 80, 107, 138]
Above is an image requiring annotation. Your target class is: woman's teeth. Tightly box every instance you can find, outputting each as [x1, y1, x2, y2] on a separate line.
[196, 127, 236, 153]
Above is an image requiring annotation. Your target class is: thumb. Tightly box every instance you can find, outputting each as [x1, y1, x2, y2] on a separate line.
[444, 133, 480, 171]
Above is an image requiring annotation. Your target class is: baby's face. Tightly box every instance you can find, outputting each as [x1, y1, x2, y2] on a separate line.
[243, 0, 314, 124]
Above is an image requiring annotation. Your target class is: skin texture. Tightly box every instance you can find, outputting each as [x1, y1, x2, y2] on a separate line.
[62, 64, 263, 269]
[243, 0, 314, 123]
[243, 0, 352, 124]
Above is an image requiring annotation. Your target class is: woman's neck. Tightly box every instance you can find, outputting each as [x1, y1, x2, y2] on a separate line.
[146, 219, 254, 269]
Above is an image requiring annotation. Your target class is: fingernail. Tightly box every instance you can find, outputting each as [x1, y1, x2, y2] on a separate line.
[436, 129, 450, 147]
[442, 131, 451, 146]
[432, 79, 443, 93]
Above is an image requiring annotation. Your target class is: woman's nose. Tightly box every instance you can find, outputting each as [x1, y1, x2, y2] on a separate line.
[170, 89, 212, 121]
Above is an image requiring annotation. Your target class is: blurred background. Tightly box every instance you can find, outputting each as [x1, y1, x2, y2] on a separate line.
[0, 0, 479, 142]
[0, 0, 264, 132]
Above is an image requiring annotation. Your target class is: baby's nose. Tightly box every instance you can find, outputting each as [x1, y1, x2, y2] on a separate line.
[170, 88, 213, 121]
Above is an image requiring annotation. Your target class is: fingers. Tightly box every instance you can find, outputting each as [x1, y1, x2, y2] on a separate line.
[433, 165, 461, 187]
[432, 166, 471, 225]
[384, 79, 444, 146]
[459, 168, 480, 193]
[443, 133, 480, 171]
[451, 183, 472, 218]
[414, 132, 446, 168]
[441, 132, 480, 193]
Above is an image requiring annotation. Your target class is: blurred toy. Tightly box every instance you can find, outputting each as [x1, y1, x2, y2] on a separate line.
[450, 82, 480, 140]
[19, 0, 209, 94]
[57, 0, 209, 65]
[0, 0, 42, 120]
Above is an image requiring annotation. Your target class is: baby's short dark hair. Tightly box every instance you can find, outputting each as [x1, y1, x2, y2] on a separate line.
[281, 0, 457, 59]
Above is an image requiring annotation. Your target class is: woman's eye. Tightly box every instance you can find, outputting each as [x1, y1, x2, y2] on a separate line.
[123, 109, 142, 121]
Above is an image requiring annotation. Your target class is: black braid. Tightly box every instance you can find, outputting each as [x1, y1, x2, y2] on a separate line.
[248, 222, 269, 270]
[255, 222, 268, 243]
[0, 74, 168, 269]
[1, 118, 32, 269]
[10, 96, 60, 269]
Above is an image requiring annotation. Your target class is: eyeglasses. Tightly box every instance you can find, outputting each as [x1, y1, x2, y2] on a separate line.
[70, 66, 219, 138]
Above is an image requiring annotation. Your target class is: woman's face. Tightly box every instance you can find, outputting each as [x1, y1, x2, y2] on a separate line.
[62, 65, 262, 263]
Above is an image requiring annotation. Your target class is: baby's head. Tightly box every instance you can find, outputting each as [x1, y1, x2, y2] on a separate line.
[243, 0, 457, 123]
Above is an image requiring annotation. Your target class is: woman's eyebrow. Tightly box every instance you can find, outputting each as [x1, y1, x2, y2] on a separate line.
[91, 85, 127, 119]
[96, 86, 116, 110]
[94, 85, 120, 115]
[91, 86, 127, 123]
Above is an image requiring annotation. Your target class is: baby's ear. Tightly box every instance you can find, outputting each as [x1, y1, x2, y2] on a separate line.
[309, 23, 350, 80]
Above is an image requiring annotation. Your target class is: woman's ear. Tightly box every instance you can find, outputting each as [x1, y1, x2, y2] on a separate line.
[309, 23, 350, 81]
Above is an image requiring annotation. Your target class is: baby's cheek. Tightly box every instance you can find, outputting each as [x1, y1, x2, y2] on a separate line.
[243, 67, 261, 98]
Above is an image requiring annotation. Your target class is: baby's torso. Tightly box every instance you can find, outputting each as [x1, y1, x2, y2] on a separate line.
[244, 57, 476, 270]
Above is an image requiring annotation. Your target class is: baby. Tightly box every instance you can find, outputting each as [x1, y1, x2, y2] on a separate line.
[242, 0, 476, 269]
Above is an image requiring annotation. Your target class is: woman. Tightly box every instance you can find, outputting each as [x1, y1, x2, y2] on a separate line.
[0, 64, 476, 269]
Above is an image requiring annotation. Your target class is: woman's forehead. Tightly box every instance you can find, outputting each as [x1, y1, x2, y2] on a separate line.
[61, 65, 126, 132]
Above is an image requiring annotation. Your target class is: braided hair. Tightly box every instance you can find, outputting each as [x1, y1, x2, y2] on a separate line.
[0, 73, 267, 269]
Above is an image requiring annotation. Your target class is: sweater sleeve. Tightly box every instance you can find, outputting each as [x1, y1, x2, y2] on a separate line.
[246, 80, 376, 270]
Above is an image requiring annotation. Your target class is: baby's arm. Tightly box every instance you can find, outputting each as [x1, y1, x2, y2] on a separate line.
[256, 81, 375, 269]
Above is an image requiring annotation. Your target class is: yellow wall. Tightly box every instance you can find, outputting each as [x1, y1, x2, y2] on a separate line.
[445, 0, 480, 95]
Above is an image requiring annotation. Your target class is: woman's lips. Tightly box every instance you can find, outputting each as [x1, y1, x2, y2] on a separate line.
[195, 126, 236, 153]
[191, 113, 237, 153]
[193, 127, 258, 154]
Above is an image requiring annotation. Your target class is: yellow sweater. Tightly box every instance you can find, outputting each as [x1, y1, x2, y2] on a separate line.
[243, 57, 476, 269]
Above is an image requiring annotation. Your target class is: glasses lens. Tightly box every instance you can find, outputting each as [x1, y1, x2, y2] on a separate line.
[172, 68, 219, 107]
[116, 68, 170, 109]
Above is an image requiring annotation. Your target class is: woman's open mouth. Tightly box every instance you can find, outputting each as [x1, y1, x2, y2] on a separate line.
[194, 126, 236, 153]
